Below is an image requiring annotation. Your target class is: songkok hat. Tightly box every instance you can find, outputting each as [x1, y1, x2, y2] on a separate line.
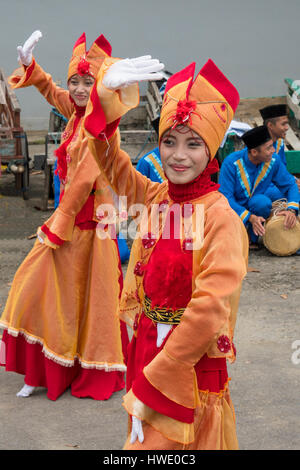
[158, 59, 240, 159]
[259, 104, 287, 121]
[68, 33, 111, 81]
[241, 125, 272, 150]
[263, 214, 300, 256]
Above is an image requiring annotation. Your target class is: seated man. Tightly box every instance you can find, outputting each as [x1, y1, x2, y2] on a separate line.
[260, 104, 300, 194]
[219, 125, 299, 247]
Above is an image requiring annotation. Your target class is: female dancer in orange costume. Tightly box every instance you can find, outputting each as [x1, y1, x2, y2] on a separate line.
[0, 31, 129, 401]
[83, 54, 249, 449]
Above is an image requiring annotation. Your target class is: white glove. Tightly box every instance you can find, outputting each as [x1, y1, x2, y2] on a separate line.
[130, 416, 144, 444]
[156, 323, 172, 348]
[102, 55, 164, 90]
[17, 30, 42, 66]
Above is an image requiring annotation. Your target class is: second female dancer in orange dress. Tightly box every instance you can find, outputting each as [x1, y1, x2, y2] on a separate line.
[0, 31, 129, 401]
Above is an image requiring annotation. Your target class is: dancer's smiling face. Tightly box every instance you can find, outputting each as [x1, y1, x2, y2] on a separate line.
[68, 74, 95, 107]
[160, 126, 210, 184]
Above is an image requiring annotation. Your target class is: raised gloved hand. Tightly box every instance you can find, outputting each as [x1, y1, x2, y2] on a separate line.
[130, 416, 144, 444]
[102, 55, 164, 90]
[156, 323, 172, 348]
[17, 30, 42, 66]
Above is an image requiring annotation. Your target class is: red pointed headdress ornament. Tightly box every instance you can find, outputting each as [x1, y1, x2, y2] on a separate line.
[68, 33, 112, 80]
[159, 59, 240, 159]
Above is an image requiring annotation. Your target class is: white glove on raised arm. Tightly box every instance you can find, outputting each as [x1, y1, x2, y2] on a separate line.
[102, 55, 164, 90]
[17, 30, 42, 66]
[130, 416, 144, 444]
[156, 323, 172, 348]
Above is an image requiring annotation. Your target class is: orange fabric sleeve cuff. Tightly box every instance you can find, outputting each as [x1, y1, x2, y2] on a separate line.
[143, 348, 199, 409]
[41, 224, 64, 246]
[84, 58, 139, 140]
[8, 59, 36, 88]
[132, 372, 194, 423]
[84, 81, 120, 140]
[42, 207, 75, 242]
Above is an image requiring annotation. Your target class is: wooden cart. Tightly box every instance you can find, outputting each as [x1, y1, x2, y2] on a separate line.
[0, 68, 30, 199]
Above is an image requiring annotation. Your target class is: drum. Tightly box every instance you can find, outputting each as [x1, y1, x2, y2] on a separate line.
[263, 213, 300, 256]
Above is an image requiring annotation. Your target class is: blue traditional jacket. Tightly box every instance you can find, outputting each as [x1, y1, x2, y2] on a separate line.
[274, 138, 286, 166]
[136, 147, 166, 183]
[219, 147, 299, 225]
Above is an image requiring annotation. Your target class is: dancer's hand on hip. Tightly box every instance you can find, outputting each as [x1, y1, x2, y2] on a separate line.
[102, 56, 164, 90]
[17, 30, 42, 66]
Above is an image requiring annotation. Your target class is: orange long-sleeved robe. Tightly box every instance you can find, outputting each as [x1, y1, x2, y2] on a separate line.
[0, 60, 127, 375]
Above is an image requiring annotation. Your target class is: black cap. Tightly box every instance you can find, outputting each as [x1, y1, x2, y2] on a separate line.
[242, 125, 272, 150]
[259, 104, 287, 120]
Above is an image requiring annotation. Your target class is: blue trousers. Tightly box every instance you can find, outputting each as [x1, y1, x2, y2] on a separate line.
[264, 184, 285, 202]
[247, 194, 273, 243]
[247, 183, 299, 242]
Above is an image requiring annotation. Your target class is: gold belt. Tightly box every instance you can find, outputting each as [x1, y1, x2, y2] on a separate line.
[143, 295, 185, 325]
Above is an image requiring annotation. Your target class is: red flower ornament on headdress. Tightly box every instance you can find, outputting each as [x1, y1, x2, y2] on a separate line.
[171, 99, 199, 129]
[77, 57, 91, 76]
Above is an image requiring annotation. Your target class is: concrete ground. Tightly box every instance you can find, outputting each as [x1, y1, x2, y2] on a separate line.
[0, 141, 299, 450]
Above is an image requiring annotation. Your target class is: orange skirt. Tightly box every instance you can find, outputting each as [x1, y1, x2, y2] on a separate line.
[123, 314, 238, 450]
[123, 387, 238, 450]
[0, 227, 128, 399]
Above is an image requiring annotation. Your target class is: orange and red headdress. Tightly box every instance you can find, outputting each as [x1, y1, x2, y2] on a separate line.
[159, 59, 240, 159]
[68, 33, 112, 81]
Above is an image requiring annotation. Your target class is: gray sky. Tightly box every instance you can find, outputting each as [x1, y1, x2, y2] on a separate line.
[0, 0, 299, 129]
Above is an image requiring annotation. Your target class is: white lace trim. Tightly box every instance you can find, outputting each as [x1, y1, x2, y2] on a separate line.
[0, 323, 126, 372]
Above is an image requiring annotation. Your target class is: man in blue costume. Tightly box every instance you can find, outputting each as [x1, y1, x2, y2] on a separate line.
[260, 104, 289, 165]
[219, 125, 299, 247]
[260, 104, 300, 195]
